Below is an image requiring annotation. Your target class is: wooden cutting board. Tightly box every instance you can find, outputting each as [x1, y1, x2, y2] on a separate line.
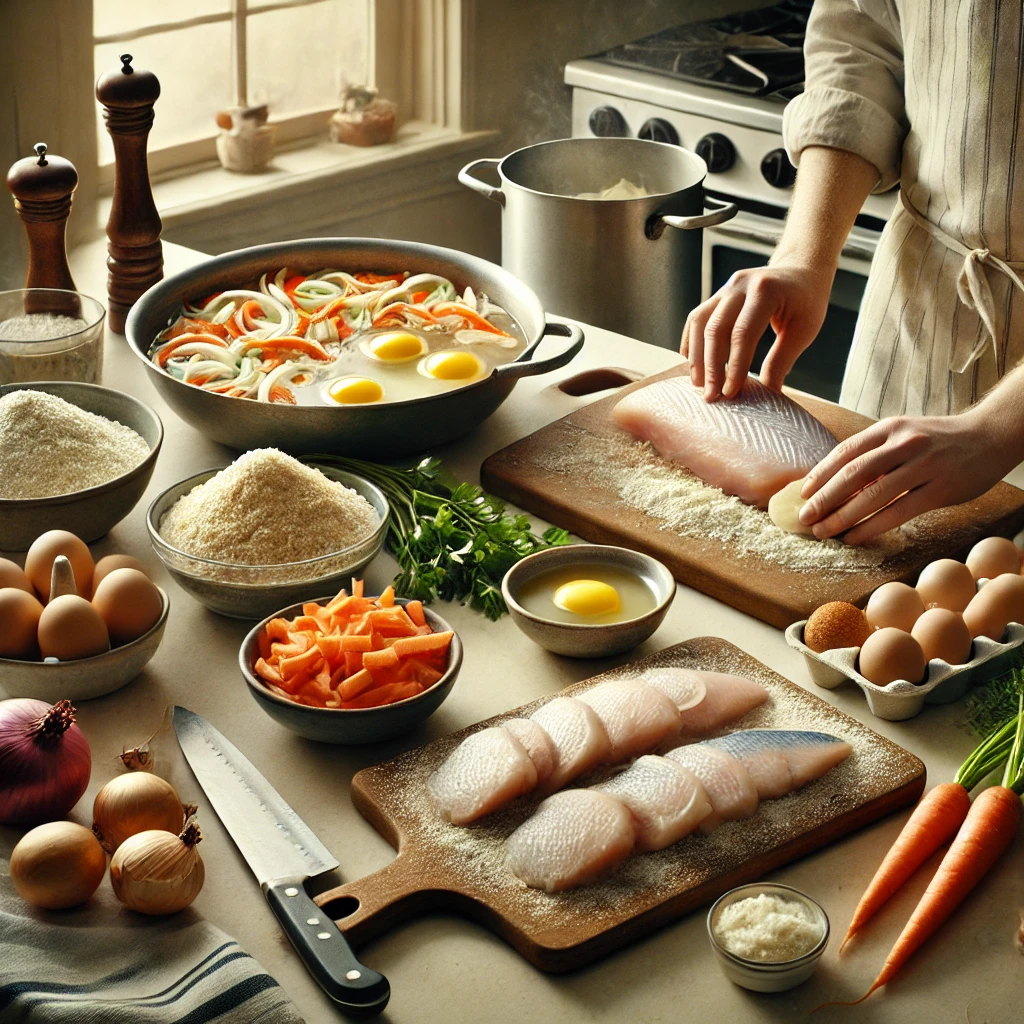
[315, 638, 925, 972]
[479, 368, 1024, 628]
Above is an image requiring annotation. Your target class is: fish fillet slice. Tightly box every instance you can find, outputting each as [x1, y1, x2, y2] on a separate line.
[663, 744, 759, 833]
[506, 790, 636, 893]
[637, 668, 769, 738]
[577, 681, 682, 763]
[426, 727, 537, 824]
[529, 697, 611, 792]
[597, 756, 712, 851]
[706, 729, 852, 799]
[611, 374, 836, 507]
[502, 718, 558, 788]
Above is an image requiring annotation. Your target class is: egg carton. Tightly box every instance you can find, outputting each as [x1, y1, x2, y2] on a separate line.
[784, 620, 1024, 721]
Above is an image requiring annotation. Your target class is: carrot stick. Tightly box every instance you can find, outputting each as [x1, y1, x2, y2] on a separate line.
[839, 787, 1021, 1006]
[339, 668, 375, 701]
[405, 600, 426, 627]
[363, 646, 400, 670]
[840, 782, 971, 952]
[391, 631, 453, 657]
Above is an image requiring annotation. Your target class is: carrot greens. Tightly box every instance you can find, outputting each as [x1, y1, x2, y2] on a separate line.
[304, 455, 569, 619]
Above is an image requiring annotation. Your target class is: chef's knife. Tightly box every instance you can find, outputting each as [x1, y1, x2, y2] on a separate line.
[172, 706, 389, 1017]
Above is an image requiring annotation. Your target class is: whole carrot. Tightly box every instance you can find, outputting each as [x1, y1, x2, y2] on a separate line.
[839, 782, 970, 953]
[852, 784, 1021, 1002]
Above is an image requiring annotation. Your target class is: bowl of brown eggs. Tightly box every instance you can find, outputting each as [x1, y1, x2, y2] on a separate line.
[0, 529, 168, 701]
[786, 535, 1024, 721]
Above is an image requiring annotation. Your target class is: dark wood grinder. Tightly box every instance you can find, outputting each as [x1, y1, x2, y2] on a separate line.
[96, 53, 163, 334]
[6, 142, 78, 295]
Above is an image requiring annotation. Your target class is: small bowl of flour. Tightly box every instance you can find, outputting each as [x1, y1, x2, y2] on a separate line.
[0, 383, 162, 550]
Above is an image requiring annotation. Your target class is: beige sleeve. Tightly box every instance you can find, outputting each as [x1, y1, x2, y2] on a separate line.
[783, 0, 907, 192]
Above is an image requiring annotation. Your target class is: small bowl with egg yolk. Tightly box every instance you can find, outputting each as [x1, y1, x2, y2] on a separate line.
[501, 544, 675, 658]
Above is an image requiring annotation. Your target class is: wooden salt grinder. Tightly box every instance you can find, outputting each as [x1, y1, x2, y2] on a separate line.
[6, 143, 78, 294]
[96, 53, 163, 334]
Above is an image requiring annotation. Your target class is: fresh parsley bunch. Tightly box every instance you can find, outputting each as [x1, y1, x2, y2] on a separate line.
[303, 455, 569, 619]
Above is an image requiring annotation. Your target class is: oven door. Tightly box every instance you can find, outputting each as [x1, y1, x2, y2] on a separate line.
[702, 208, 879, 403]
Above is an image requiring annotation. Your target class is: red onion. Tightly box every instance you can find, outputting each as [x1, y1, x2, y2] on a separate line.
[0, 698, 91, 824]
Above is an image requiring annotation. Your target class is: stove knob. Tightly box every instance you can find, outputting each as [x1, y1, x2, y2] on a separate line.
[695, 132, 736, 173]
[588, 105, 627, 138]
[761, 148, 797, 189]
[637, 118, 679, 146]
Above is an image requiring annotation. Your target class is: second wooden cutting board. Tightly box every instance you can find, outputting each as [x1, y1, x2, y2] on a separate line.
[481, 368, 1024, 628]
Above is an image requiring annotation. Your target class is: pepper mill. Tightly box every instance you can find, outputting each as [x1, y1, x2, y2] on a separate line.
[6, 142, 78, 294]
[96, 53, 163, 334]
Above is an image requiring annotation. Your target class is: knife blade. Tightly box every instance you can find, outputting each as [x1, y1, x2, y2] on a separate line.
[173, 706, 390, 1016]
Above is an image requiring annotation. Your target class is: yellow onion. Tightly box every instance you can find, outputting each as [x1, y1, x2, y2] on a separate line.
[10, 821, 107, 909]
[110, 820, 204, 915]
[92, 772, 184, 853]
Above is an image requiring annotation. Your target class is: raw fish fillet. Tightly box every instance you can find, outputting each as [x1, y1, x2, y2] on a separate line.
[663, 744, 759, 833]
[597, 756, 712, 851]
[503, 718, 558, 788]
[506, 789, 636, 893]
[577, 681, 682, 762]
[611, 375, 836, 506]
[706, 729, 852, 800]
[426, 727, 537, 824]
[637, 668, 769, 738]
[529, 697, 612, 792]
[625, 667, 706, 716]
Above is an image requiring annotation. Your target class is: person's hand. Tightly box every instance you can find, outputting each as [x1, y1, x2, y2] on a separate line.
[681, 261, 832, 402]
[797, 411, 1010, 544]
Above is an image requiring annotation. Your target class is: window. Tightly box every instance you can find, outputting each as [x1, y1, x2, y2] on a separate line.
[93, 0, 372, 180]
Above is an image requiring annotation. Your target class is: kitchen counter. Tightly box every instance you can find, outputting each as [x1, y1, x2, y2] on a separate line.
[3, 236, 1022, 1024]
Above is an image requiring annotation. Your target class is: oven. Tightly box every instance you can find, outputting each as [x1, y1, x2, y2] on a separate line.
[564, 1, 896, 402]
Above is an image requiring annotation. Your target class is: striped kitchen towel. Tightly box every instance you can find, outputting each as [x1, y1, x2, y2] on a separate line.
[0, 862, 304, 1023]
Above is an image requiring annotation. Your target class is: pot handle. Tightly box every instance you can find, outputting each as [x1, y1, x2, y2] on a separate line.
[492, 320, 585, 381]
[654, 196, 738, 233]
[458, 158, 505, 206]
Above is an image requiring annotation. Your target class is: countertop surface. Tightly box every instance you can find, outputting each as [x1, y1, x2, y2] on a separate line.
[2, 237, 1022, 1024]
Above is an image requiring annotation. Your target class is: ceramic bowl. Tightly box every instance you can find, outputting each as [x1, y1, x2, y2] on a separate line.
[238, 597, 462, 743]
[707, 883, 830, 993]
[501, 544, 675, 658]
[0, 587, 169, 701]
[147, 467, 389, 620]
[0, 381, 163, 550]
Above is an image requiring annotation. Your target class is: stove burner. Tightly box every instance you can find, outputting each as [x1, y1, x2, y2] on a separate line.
[595, 0, 811, 99]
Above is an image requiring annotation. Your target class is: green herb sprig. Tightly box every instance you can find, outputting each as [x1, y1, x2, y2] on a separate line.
[304, 455, 569, 619]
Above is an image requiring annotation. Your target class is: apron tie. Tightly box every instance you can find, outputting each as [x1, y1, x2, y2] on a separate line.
[899, 190, 1024, 374]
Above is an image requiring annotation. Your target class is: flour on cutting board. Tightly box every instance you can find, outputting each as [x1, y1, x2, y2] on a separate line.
[534, 423, 925, 574]
[350, 641, 921, 932]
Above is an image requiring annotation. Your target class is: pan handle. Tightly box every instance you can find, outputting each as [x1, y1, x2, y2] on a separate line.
[458, 158, 505, 206]
[651, 196, 738, 236]
[492, 320, 585, 382]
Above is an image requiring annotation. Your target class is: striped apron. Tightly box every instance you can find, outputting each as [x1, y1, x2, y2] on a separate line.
[838, 0, 1024, 418]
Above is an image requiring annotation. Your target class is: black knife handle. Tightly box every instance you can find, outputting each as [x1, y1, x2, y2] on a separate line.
[265, 881, 390, 1016]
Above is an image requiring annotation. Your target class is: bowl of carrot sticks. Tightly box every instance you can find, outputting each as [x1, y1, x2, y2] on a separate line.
[239, 579, 461, 743]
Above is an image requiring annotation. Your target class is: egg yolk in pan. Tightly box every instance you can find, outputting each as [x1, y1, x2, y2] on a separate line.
[360, 331, 428, 363]
[418, 350, 486, 382]
[325, 376, 384, 404]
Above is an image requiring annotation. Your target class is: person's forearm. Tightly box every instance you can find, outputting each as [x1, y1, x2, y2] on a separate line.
[963, 360, 1024, 477]
[770, 146, 880, 279]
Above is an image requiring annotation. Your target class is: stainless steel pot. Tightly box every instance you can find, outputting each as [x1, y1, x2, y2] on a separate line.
[125, 237, 583, 457]
[459, 137, 736, 350]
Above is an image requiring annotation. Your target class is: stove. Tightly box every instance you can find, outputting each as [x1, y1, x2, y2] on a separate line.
[564, 0, 896, 398]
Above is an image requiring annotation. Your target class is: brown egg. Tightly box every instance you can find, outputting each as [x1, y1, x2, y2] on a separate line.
[976, 573, 1024, 628]
[804, 601, 872, 653]
[962, 583, 1013, 642]
[915, 559, 976, 613]
[0, 558, 35, 595]
[89, 554, 149, 597]
[865, 582, 925, 633]
[965, 536, 1021, 582]
[25, 531, 94, 601]
[37, 595, 109, 660]
[911, 608, 973, 665]
[858, 627, 927, 686]
[0, 587, 44, 659]
[91, 568, 163, 645]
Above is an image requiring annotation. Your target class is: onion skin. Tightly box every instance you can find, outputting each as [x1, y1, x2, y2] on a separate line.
[110, 822, 204, 915]
[92, 772, 184, 853]
[10, 821, 107, 909]
[0, 699, 91, 825]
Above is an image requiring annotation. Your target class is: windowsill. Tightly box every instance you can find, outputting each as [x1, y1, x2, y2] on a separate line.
[96, 122, 500, 238]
